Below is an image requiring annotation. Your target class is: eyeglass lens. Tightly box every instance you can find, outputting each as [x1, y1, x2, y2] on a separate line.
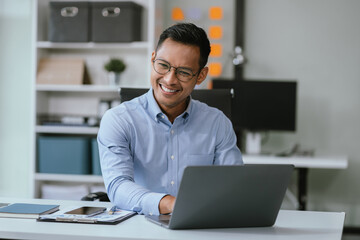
[153, 59, 194, 82]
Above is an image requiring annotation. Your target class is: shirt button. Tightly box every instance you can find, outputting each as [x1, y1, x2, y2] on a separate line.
[162, 115, 165, 119]
[149, 212, 153, 216]
[171, 155, 174, 160]
[171, 130, 174, 134]
[171, 181, 175, 185]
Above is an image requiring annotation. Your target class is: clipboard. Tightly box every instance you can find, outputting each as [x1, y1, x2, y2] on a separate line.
[37, 206, 137, 225]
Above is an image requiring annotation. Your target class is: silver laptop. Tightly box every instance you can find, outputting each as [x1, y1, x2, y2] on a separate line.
[146, 164, 294, 229]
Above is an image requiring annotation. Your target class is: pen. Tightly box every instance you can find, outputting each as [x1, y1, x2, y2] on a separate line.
[108, 206, 118, 215]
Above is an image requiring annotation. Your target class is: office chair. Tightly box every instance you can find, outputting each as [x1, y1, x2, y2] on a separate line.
[81, 191, 110, 202]
[119, 87, 233, 118]
[82, 88, 233, 202]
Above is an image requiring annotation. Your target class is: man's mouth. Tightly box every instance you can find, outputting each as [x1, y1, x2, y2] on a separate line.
[160, 84, 179, 93]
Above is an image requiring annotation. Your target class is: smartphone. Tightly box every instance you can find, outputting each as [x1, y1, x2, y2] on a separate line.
[65, 206, 106, 216]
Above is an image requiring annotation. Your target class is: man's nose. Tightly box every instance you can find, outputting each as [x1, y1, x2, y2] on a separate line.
[163, 68, 178, 84]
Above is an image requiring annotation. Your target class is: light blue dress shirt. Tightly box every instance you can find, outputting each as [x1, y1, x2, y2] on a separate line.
[97, 89, 243, 215]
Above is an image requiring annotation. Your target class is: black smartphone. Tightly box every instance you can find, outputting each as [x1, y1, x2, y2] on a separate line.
[65, 206, 106, 216]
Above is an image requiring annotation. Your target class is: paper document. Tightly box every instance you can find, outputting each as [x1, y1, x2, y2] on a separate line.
[38, 206, 136, 225]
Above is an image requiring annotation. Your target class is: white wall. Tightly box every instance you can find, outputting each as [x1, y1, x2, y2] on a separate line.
[0, 0, 34, 197]
[244, 0, 360, 225]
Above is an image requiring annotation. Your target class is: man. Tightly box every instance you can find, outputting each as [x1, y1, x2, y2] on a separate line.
[97, 23, 243, 216]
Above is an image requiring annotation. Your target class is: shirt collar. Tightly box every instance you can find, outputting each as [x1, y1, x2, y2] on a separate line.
[182, 96, 192, 122]
[145, 88, 193, 123]
[145, 88, 164, 122]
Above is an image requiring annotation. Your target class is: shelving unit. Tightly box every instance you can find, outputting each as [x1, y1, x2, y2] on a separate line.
[37, 41, 150, 49]
[31, 0, 157, 199]
[35, 125, 99, 135]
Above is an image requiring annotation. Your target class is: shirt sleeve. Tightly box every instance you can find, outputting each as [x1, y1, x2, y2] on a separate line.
[97, 109, 166, 215]
[214, 113, 243, 165]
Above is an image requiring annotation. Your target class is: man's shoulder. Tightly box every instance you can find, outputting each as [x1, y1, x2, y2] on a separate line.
[107, 94, 147, 117]
[189, 99, 232, 128]
[191, 99, 224, 116]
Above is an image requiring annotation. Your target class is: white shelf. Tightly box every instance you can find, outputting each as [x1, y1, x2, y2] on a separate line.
[36, 84, 120, 92]
[35, 173, 103, 183]
[36, 125, 99, 135]
[36, 84, 149, 92]
[37, 41, 150, 50]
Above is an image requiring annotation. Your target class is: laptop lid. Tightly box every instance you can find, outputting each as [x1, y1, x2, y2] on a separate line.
[146, 164, 294, 229]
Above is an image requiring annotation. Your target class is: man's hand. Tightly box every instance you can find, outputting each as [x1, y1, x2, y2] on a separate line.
[159, 195, 176, 214]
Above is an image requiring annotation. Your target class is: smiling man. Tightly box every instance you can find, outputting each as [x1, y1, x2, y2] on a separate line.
[97, 23, 243, 216]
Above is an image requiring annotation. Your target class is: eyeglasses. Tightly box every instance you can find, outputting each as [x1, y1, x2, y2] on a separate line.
[152, 59, 199, 82]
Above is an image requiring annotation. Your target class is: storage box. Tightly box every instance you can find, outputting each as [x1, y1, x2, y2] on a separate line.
[37, 58, 86, 85]
[91, 1, 142, 42]
[91, 138, 102, 175]
[49, 1, 90, 42]
[41, 184, 89, 200]
[38, 136, 91, 174]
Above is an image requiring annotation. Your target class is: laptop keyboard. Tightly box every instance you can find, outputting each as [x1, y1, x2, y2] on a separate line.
[158, 215, 171, 224]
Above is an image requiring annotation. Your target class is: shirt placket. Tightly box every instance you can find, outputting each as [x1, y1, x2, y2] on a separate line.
[168, 124, 178, 196]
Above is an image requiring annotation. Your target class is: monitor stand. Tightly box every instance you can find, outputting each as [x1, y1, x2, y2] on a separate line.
[245, 132, 262, 155]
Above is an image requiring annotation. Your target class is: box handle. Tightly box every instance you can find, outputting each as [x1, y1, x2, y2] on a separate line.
[102, 7, 120, 17]
[61, 7, 79, 17]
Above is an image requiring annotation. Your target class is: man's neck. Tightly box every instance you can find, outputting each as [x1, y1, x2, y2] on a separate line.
[161, 97, 190, 124]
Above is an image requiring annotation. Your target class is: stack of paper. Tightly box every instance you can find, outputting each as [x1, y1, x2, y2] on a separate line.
[38, 206, 136, 225]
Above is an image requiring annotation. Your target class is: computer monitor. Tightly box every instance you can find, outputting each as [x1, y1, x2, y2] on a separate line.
[119, 88, 233, 119]
[213, 79, 297, 154]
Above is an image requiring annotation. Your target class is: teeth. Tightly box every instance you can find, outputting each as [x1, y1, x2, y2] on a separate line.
[161, 84, 177, 93]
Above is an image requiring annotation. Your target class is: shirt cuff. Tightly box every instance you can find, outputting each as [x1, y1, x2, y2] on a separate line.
[141, 192, 167, 216]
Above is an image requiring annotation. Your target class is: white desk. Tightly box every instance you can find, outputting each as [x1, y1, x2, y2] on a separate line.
[243, 155, 348, 169]
[0, 198, 345, 240]
[243, 155, 348, 210]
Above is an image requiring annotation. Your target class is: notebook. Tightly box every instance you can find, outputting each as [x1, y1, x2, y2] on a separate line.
[0, 203, 59, 219]
[146, 164, 294, 229]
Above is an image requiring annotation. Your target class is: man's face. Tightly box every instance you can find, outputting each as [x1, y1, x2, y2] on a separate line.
[150, 38, 208, 113]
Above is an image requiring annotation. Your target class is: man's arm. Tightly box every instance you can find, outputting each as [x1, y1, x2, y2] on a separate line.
[214, 114, 243, 165]
[98, 110, 167, 215]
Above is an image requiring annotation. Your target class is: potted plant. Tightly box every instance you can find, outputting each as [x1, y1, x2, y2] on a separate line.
[104, 58, 126, 85]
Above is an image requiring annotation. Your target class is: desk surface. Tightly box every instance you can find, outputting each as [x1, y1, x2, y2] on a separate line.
[243, 155, 348, 169]
[0, 198, 345, 240]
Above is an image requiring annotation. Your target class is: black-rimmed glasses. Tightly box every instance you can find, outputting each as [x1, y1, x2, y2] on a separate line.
[152, 59, 199, 82]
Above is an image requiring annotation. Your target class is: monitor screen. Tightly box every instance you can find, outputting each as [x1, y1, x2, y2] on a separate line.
[213, 79, 297, 132]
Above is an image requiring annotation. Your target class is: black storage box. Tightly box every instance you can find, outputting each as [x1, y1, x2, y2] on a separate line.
[48, 1, 90, 42]
[91, 1, 142, 42]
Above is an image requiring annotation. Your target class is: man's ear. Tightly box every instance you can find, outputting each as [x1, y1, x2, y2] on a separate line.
[196, 67, 209, 85]
[151, 51, 156, 62]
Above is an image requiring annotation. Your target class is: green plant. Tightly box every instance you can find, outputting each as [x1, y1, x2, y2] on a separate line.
[104, 58, 126, 73]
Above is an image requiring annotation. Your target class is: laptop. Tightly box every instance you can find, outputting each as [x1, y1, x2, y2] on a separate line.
[146, 164, 294, 229]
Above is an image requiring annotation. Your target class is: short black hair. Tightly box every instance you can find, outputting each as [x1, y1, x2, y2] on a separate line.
[156, 23, 211, 70]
